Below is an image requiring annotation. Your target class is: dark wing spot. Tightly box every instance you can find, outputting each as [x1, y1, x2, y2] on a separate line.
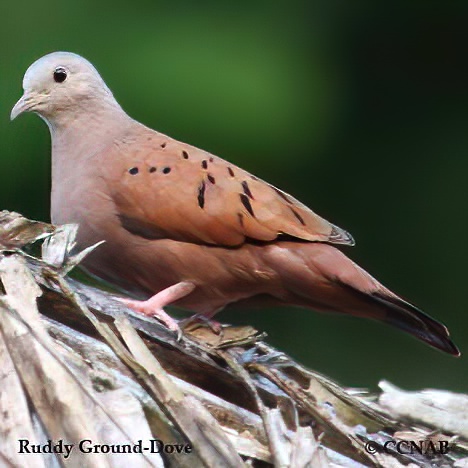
[240, 193, 255, 217]
[118, 214, 162, 240]
[182, 150, 189, 159]
[207, 174, 216, 184]
[149, 166, 157, 173]
[162, 167, 171, 174]
[128, 167, 139, 175]
[272, 185, 293, 204]
[198, 181, 206, 208]
[201, 160, 208, 169]
[209, 157, 214, 162]
[241, 181, 254, 199]
[237, 213, 244, 227]
[289, 207, 306, 225]
[160, 142, 167, 148]
[228, 167, 235, 177]
[250, 175, 258, 181]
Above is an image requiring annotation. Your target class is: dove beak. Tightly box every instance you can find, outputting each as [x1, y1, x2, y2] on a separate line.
[10, 93, 36, 121]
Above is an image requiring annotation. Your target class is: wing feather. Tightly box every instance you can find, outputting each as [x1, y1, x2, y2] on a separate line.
[105, 130, 354, 247]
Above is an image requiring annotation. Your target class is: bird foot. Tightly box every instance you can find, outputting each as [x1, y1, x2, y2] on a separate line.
[118, 281, 196, 338]
[180, 314, 223, 335]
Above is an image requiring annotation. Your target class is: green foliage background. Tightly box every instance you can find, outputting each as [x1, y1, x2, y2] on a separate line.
[2, 2, 467, 391]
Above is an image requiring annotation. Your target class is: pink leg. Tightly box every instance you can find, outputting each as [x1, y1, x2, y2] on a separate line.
[118, 282, 195, 335]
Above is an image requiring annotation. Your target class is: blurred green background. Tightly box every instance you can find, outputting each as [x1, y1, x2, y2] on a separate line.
[2, 2, 467, 391]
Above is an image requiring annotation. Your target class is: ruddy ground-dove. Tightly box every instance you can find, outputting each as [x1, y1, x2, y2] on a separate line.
[11, 52, 459, 355]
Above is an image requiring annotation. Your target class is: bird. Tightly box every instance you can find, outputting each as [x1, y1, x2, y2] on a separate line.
[11, 51, 459, 356]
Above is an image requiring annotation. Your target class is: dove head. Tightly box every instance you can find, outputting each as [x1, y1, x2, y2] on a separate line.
[11, 52, 122, 128]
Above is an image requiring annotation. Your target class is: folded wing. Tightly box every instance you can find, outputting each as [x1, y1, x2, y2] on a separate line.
[107, 133, 354, 247]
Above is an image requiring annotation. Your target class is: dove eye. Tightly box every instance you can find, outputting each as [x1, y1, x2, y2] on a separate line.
[53, 67, 67, 83]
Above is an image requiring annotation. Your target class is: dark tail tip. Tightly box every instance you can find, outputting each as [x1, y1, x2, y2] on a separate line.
[373, 293, 460, 357]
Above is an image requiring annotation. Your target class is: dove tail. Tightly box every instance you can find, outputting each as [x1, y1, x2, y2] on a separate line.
[278, 243, 460, 356]
[337, 281, 460, 356]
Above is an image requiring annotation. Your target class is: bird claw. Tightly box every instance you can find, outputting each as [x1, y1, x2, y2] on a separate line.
[117, 281, 196, 338]
[180, 314, 223, 335]
[118, 297, 181, 333]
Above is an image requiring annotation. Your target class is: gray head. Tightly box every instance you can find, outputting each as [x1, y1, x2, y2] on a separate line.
[11, 52, 121, 126]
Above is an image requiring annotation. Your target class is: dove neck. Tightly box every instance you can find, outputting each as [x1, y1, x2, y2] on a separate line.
[48, 103, 130, 161]
[46, 95, 128, 133]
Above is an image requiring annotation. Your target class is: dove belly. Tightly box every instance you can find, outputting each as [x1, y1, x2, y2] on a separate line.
[79, 233, 287, 315]
[50, 185, 352, 316]
[49, 175, 385, 317]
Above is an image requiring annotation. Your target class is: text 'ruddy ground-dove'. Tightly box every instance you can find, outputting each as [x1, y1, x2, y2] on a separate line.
[11, 52, 459, 355]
